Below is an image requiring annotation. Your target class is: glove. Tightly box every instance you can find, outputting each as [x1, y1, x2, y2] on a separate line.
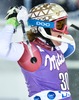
[17, 6, 28, 25]
[5, 6, 19, 27]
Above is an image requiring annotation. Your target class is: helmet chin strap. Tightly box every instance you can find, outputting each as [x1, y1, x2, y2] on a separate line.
[38, 27, 74, 44]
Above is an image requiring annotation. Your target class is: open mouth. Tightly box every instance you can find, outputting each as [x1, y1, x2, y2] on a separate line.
[57, 35, 62, 38]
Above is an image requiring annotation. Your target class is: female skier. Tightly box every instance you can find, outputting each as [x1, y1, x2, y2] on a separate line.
[0, 3, 75, 100]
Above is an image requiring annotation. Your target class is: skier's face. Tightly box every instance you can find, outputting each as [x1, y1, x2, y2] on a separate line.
[50, 29, 63, 46]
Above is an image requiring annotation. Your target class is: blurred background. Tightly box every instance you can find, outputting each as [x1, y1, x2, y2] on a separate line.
[0, 0, 79, 100]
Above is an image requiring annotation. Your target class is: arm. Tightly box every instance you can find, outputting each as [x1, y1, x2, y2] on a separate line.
[0, 25, 24, 61]
[57, 35, 76, 58]
[0, 7, 25, 61]
[0, 6, 34, 62]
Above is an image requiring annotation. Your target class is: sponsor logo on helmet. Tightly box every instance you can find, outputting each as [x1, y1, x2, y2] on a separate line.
[28, 19, 54, 28]
[36, 21, 50, 27]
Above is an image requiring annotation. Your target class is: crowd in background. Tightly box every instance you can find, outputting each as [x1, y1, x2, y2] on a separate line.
[0, 0, 79, 18]
[23, 0, 79, 12]
[12, 0, 79, 12]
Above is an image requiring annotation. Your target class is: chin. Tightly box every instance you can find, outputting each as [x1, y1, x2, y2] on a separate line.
[54, 42, 61, 46]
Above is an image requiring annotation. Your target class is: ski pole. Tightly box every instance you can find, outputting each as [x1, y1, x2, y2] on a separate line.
[70, 24, 79, 30]
[20, 20, 37, 63]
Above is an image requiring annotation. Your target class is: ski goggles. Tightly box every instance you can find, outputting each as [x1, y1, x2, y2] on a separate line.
[52, 16, 68, 34]
[28, 16, 68, 34]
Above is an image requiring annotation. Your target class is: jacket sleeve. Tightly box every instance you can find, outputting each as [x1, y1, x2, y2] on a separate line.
[0, 25, 24, 61]
[57, 35, 76, 58]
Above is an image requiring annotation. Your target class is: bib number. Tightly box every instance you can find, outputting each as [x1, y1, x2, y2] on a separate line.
[59, 72, 69, 90]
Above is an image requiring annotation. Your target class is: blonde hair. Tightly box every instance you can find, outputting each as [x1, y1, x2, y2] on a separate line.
[27, 30, 36, 42]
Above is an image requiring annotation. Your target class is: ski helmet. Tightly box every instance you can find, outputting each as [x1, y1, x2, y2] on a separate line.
[29, 3, 67, 21]
[28, 3, 69, 43]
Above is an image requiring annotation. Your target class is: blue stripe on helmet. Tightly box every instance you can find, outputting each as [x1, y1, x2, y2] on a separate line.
[28, 19, 55, 28]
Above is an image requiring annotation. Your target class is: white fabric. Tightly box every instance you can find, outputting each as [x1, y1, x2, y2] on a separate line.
[29, 90, 71, 100]
[17, 6, 28, 25]
[57, 35, 75, 54]
[0, 25, 24, 61]
[56, 42, 68, 54]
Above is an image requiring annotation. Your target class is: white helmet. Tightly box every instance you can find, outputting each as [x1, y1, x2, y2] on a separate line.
[28, 3, 72, 43]
[29, 3, 67, 21]
[28, 3, 68, 31]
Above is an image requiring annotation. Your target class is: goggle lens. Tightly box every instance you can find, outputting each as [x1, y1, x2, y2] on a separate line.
[56, 18, 67, 30]
[52, 17, 68, 34]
